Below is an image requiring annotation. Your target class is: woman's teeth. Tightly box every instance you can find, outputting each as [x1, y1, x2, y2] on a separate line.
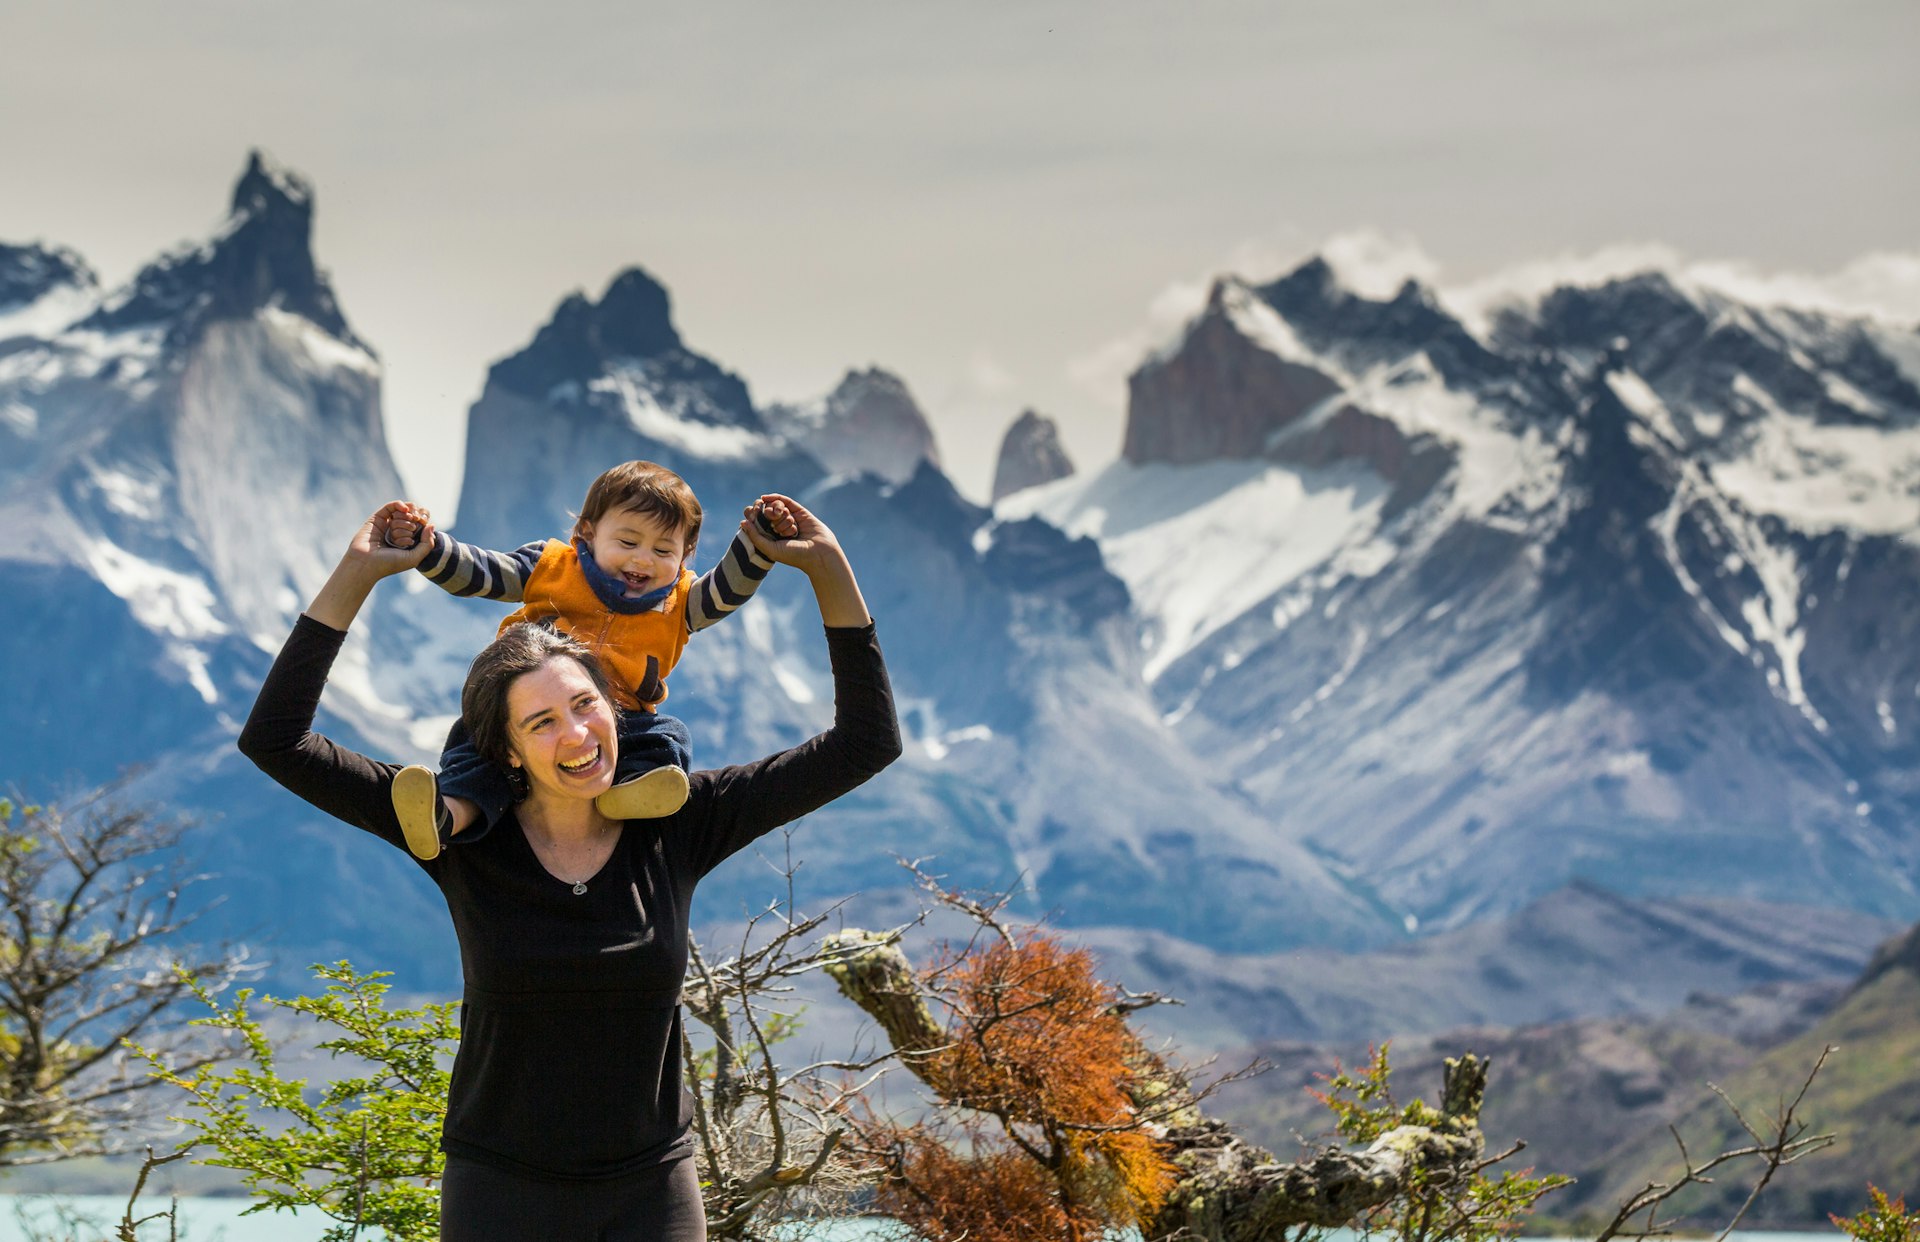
[558, 746, 601, 773]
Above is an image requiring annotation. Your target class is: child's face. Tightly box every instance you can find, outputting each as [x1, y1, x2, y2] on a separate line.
[579, 506, 691, 599]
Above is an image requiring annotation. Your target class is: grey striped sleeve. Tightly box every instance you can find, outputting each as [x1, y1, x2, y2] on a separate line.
[416, 533, 544, 602]
[686, 532, 776, 633]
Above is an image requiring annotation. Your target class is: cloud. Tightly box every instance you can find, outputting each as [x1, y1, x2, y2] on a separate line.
[1441, 243, 1683, 336]
[1065, 276, 1211, 411]
[1320, 229, 1441, 301]
[1680, 253, 1920, 325]
[1444, 246, 1920, 336]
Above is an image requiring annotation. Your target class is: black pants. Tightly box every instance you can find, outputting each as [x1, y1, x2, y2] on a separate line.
[441, 1154, 705, 1241]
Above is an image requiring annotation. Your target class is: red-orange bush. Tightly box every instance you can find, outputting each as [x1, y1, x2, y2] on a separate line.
[856, 931, 1176, 1242]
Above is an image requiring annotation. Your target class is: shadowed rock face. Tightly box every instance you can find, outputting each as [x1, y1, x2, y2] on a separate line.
[1125, 281, 1343, 465]
[0, 242, 95, 312]
[991, 408, 1075, 501]
[82, 150, 360, 349]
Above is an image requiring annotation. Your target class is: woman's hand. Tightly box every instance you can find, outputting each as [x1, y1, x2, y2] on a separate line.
[740, 493, 871, 627]
[306, 503, 437, 631]
[356, 502, 437, 569]
[740, 494, 838, 570]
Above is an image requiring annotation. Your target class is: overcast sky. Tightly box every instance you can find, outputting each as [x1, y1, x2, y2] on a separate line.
[6, 0, 1916, 517]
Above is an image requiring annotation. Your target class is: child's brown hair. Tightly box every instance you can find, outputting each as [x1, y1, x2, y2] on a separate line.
[574, 460, 703, 555]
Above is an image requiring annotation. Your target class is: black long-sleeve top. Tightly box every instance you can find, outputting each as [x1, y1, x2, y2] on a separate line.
[237, 614, 901, 1180]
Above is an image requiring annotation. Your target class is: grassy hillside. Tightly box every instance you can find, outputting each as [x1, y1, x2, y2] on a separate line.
[1568, 923, 1920, 1226]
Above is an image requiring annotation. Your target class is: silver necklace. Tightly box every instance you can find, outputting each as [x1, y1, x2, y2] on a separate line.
[530, 823, 607, 895]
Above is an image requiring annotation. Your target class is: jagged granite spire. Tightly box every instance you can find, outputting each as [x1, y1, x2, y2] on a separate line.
[81, 150, 358, 346]
[991, 408, 1075, 501]
[1124, 278, 1343, 465]
[486, 266, 693, 400]
[1258, 256, 1500, 385]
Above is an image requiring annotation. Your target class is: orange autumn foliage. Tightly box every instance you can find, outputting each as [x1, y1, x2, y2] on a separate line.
[859, 931, 1176, 1242]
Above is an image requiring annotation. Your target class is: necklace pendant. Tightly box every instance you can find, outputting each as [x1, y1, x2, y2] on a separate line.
[571, 881, 588, 895]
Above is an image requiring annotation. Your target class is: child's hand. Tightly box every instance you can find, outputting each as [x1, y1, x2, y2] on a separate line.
[381, 501, 432, 551]
[348, 503, 437, 576]
[752, 498, 800, 541]
[741, 493, 842, 571]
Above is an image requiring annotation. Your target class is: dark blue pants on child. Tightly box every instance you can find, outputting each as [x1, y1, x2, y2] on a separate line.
[438, 710, 693, 837]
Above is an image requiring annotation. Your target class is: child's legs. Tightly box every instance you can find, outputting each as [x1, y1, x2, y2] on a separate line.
[438, 719, 514, 832]
[613, 711, 692, 782]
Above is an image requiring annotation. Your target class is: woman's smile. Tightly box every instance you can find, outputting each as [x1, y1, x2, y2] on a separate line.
[507, 660, 620, 801]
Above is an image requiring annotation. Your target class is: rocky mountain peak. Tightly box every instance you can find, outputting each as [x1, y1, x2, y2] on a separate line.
[1258, 257, 1498, 384]
[485, 265, 688, 401]
[762, 366, 941, 485]
[82, 149, 357, 346]
[1123, 277, 1343, 465]
[0, 242, 96, 313]
[229, 149, 313, 219]
[991, 409, 1075, 502]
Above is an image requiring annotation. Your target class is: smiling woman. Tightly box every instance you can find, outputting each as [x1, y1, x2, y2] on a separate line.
[235, 496, 901, 1241]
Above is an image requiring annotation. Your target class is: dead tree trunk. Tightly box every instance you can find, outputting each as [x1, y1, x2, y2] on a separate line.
[822, 928, 1491, 1242]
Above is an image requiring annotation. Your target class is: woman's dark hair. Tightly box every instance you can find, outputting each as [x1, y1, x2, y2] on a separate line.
[462, 622, 620, 770]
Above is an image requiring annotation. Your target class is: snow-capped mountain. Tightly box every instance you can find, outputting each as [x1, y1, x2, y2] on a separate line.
[416, 268, 1392, 954]
[10, 153, 1919, 1002]
[0, 154, 456, 980]
[0, 152, 406, 752]
[1003, 256, 1920, 929]
[761, 366, 943, 487]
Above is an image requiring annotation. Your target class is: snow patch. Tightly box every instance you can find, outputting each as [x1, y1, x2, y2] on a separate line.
[83, 540, 228, 641]
[91, 468, 165, 520]
[1870, 324, 1920, 396]
[1000, 458, 1391, 680]
[412, 714, 460, 753]
[261, 306, 378, 376]
[771, 662, 816, 704]
[174, 647, 219, 705]
[1602, 750, 1654, 778]
[0, 281, 98, 342]
[1, 401, 35, 434]
[1711, 374, 1920, 538]
[591, 365, 773, 461]
[1218, 280, 1318, 366]
[1287, 625, 1370, 724]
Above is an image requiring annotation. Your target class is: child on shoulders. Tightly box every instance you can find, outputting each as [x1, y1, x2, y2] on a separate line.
[383, 459, 796, 860]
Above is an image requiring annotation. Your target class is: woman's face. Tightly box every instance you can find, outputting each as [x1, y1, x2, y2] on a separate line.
[504, 656, 619, 804]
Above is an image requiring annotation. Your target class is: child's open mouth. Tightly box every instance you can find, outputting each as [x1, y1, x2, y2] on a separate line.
[622, 572, 651, 594]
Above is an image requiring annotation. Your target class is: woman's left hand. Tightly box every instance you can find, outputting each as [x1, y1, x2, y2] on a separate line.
[740, 493, 870, 627]
[740, 493, 842, 572]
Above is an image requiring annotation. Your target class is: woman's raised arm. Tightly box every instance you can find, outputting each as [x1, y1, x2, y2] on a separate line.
[236, 503, 438, 855]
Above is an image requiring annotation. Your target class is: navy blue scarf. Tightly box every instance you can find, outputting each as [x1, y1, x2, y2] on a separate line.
[572, 538, 678, 615]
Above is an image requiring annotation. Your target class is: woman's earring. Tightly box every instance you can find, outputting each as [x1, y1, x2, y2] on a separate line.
[506, 766, 529, 802]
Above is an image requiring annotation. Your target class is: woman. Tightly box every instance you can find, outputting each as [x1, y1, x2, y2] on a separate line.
[238, 493, 901, 1241]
